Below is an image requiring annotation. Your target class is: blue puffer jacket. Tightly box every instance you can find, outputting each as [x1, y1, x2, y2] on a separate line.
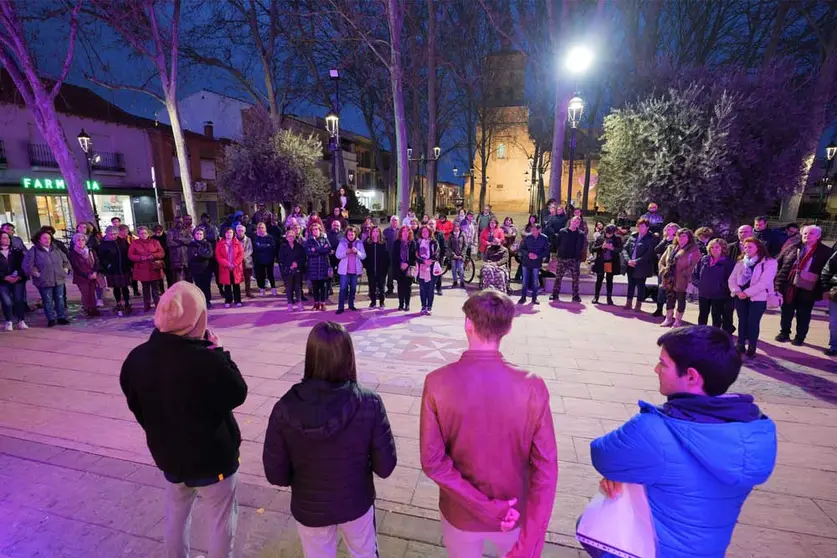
[590, 395, 777, 558]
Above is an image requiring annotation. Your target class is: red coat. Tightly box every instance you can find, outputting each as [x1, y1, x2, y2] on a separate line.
[128, 237, 165, 282]
[437, 219, 453, 239]
[216, 239, 244, 285]
[479, 227, 505, 254]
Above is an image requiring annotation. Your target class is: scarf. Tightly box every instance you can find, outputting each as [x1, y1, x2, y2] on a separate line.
[738, 255, 760, 287]
[74, 245, 90, 259]
[400, 240, 409, 263]
[786, 244, 816, 301]
[418, 239, 432, 281]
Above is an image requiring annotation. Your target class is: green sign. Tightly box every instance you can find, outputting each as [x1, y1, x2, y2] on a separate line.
[21, 177, 101, 191]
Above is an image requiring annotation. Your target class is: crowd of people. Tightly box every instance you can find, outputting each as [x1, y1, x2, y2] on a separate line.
[2, 200, 836, 356]
[120, 285, 777, 557]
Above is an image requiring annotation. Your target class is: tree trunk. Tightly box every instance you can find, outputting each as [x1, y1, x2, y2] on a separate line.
[166, 98, 197, 219]
[388, 0, 410, 219]
[581, 156, 592, 211]
[548, 89, 568, 203]
[426, 0, 437, 215]
[37, 98, 93, 225]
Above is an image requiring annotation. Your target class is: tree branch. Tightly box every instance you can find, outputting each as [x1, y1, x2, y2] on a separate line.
[85, 73, 166, 104]
[48, 0, 82, 100]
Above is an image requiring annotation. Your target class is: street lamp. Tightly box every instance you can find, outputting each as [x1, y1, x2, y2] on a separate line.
[823, 141, 837, 212]
[325, 69, 341, 193]
[566, 96, 584, 207]
[408, 146, 440, 215]
[827, 142, 837, 162]
[76, 128, 100, 231]
[527, 156, 538, 215]
[565, 46, 594, 74]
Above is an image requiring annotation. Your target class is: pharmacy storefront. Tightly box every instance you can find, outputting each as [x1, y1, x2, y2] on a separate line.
[0, 175, 157, 244]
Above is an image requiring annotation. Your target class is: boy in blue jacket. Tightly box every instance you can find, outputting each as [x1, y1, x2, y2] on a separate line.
[589, 326, 777, 558]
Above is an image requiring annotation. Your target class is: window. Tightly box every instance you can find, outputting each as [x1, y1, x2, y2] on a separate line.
[496, 143, 507, 159]
[495, 184, 504, 190]
[200, 159, 217, 180]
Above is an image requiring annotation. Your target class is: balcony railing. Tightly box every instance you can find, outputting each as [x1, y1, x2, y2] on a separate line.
[0, 140, 6, 167]
[92, 151, 126, 173]
[28, 143, 59, 168]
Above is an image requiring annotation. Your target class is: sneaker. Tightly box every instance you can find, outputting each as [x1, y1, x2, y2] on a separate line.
[4, 321, 12, 332]
[296, 303, 304, 311]
[349, 306, 359, 311]
[774, 333, 791, 343]
[427, 308, 432, 315]
[369, 301, 377, 308]
[532, 298, 540, 305]
[591, 298, 599, 304]
[550, 294, 560, 301]
[57, 318, 70, 325]
[791, 338, 804, 347]
[95, 299, 104, 308]
[436, 290, 443, 296]
[736, 344, 746, 354]
[224, 303, 231, 308]
[259, 289, 265, 297]
[517, 297, 526, 305]
[287, 303, 294, 311]
[746, 346, 757, 358]
[572, 296, 582, 303]
[272, 288, 279, 297]
[824, 348, 837, 357]
[420, 307, 427, 315]
[17, 321, 28, 330]
[336, 308, 344, 315]
[47, 320, 57, 328]
[235, 302, 243, 308]
[117, 310, 124, 317]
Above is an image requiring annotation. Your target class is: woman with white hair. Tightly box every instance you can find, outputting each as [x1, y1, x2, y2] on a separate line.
[69, 232, 101, 317]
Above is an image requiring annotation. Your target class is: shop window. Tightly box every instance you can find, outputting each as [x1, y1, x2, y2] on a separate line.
[496, 143, 507, 159]
[200, 159, 216, 180]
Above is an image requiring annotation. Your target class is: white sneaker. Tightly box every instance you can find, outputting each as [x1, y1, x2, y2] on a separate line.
[224, 303, 231, 308]
[287, 303, 294, 311]
[272, 288, 279, 297]
[117, 310, 124, 317]
[4, 321, 12, 331]
[17, 321, 28, 330]
[95, 299, 104, 308]
[296, 303, 304, 311]
[235, 302, 243, 308]
[259, 289, 265, 297]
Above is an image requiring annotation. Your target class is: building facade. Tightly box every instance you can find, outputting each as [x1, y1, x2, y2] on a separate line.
[0, 73, 158, 243]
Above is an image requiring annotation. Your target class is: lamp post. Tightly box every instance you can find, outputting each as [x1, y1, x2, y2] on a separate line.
[566, 96, 584, 208]
[408, 146, 440, 216]
[326, 69, 341, 193]
[77, 129, 100, 231]
[823, 141, 837, 212]
[527, 156, 537, 215]
[453, 166, 470, 210]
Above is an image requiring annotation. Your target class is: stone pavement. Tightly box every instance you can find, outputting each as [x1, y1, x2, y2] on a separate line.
[1, 282, 836, 558]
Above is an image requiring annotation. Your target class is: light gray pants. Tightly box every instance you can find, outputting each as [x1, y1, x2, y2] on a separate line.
[295, 505, 377, 557]
[441, 515, 520, 558]
[164, 472, 238, 558]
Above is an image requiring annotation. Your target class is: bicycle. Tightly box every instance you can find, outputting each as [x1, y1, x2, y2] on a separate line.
[443, 248, 476, 284]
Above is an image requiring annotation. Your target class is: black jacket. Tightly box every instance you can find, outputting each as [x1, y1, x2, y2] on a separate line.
[692, 255, 735, 300]
[0, 247, 25, 281]
[518, 233, 550, 268]
[263, 379, 397, 527]
[119, 330, 247, 480]
[820, 249, 837, 295]
[775, 242, 833, 300]
[363, 241, 391, 279]
[278, 241, 306, 276]
[187, 239, 215, 275]
[591, 235, 623, 275]
[622, 232, 657, 279]
[544, 214, 568, 242]
[98, 238, 132, 275]
[555, 227, 586, 260]
[392, 239, 416, 280]
[252, 234, 278, 266]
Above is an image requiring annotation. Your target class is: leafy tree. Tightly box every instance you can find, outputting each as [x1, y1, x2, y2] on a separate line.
[217, 110, 329, 208]
[598, 63, 815, 227]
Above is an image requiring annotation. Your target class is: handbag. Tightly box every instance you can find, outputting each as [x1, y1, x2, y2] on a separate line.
[767, 290, 783, 309]
[151, 260, 165, 270]
[793, 270, 818, 291]
[408, 265, 417, 278]
[432, 261, 443, 276]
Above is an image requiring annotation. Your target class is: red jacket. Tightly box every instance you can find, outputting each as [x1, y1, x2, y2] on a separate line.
[215, 239, 244, 285]
[420, 350, 557, 557]
[128, 237, 165, 282]
[479, 227, 505, 254]
[437, 218, 453, 240]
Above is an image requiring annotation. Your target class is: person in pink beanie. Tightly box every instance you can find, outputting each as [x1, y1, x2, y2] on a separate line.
[120, 281, 247, 558]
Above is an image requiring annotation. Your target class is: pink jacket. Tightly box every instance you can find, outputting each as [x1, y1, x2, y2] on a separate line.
[420, 350, 558, 557]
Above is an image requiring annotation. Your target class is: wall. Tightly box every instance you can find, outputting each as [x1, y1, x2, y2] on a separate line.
[155, 90, 251, 140]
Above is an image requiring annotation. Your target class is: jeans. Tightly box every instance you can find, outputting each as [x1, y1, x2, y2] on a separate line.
[419, 277, 436, 309]
[254, 262, 275, 289]
[397, 276, 413, 308]
[38, 285, 66, 321]
[780, 297, 816, 341]
[284, 272, 302, 304]
[829, 299, 837, 350]
[192, 271, 212, 305]
[441, 515, 519, 558]
[338, 273, 358, 309]
[698, 297, 729, 330]
[521, 266, 540, 299]
[0, 281, 26, 322]
[451, 258, 464, 284]
[666, 290, 687, 312]
[735, 298, 767, 348]
[164, 472, 238, 558]
[312, 279, 328, 303]
[141, 280, 161, 307]
[627, 275, 647, 301]
[296, 505, 377, 558]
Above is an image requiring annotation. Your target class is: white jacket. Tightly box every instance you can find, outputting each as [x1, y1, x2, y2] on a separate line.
[336, 238, 366, 275]
[728, 258, 777, 302]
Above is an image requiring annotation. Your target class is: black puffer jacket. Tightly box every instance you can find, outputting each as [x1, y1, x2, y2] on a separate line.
[820, 249, 837, 296]
[187, 239, 215, 275]
[120, 330, 247, 481]
[363, 241, 391, 279]
[262, 379, 397, 528]
[774, 242, 833, 301]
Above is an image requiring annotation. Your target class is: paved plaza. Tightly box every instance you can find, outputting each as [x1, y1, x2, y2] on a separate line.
[1, 282, 836, 558]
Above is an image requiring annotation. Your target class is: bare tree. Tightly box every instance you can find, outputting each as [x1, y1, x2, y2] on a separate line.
[0, 0, 93, 224]
[82, 0, 196, 219]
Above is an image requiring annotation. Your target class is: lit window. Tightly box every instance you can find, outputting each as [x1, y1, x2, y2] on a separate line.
[496, 143, 507, 159]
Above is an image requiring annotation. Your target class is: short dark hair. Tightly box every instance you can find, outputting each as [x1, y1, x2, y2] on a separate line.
[657, 326, 741, 396]
[786, 222, 800, 231]
[32, 229, 52, 245]
[636, 217, 650, 228]
[201, 212, 210, 219]
[304, 321, 357, 383]
[111, 217, 121, 223]
[463, 289, 515, 341]
[754, 216, 768, 224]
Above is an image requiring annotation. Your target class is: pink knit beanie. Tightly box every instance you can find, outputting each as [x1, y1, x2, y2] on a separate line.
[154, 281, 207, 339]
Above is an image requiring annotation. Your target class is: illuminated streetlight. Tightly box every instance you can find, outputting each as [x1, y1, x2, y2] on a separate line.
[76, 129, 100, 230]
[568, 96, 584, 129]
[565, 46, 593, 74]
[827, 142, 837, 161]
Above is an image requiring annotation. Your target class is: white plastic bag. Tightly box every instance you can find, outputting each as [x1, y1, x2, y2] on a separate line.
[576, 483, 656, 558]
